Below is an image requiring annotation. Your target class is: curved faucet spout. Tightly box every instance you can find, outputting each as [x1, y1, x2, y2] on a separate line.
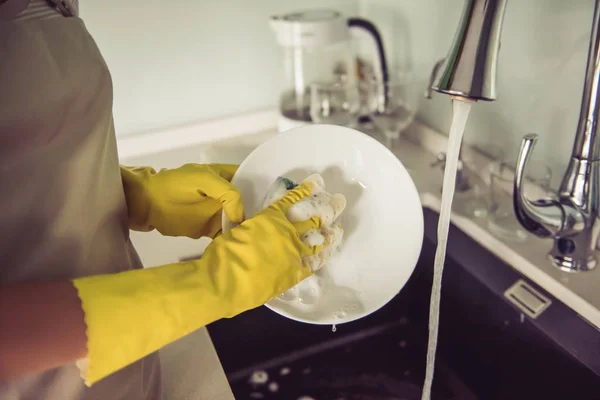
[513, 134, 565, 238]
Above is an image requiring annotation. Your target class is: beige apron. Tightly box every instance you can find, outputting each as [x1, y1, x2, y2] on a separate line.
[0, 11, 162, 400]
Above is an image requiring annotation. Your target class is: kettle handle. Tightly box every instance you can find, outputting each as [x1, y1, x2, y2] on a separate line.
[348, 18, 389, 84]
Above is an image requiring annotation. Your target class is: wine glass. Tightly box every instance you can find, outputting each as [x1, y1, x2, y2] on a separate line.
[309, 81, 361, 127]
[366, 70, 418, 148]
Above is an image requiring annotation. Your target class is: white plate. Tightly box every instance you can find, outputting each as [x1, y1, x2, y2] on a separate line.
[222, 124, 423, 325]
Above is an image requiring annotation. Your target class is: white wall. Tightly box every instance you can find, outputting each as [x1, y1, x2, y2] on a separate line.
[359, 0, 595, 187]
[82, 0, 357, 137]
[84, 0, 596, 186]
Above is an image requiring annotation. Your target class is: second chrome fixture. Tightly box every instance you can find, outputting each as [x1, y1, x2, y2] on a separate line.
[431, 0, 600, 272]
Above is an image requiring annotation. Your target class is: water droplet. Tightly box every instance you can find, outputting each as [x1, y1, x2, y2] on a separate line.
[302, 368, 311, 375]
[332, 325, 337, 332]
[250, 392, 264, 399]
[399, 340, 407, 348]
[520, 313, 526, 323]
[249, 371, 268, 385]
[279, 287, 299, 302]
[279, 367, 291, 376]
[268, 382, 279, 393]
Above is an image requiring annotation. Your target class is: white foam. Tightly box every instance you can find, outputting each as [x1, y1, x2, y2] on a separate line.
[263, 175, 365, 323]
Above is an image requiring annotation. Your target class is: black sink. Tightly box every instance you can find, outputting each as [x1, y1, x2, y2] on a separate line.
[207, 208, 600, 400]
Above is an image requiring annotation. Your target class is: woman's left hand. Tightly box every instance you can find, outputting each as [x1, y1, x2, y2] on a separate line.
[120, 163, 244, 238]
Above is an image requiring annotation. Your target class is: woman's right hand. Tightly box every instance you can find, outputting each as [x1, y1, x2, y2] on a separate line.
[220, 173, 346, 298]
[72, 174, 346, 386]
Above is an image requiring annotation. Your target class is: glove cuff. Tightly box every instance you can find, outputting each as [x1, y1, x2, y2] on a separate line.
[120, 166, 154, 232]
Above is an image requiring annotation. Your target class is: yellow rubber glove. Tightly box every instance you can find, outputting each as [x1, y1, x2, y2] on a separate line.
[73, 176, 343, 386]
[120, 164, 243, 238]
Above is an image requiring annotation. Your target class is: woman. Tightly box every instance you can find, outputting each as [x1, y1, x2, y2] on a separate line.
[0, 1, 342, 399]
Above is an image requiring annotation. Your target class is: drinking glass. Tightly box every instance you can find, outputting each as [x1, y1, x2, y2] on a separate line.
[309, 82, 361, 127]
[366, 70, 418, 147]
[459, 145, 506, 219]
[520, 160, 554, 199]
[487, 160, 552, 242]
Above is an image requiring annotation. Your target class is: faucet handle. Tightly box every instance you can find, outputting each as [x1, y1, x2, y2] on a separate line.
[513, 134, 564, 238]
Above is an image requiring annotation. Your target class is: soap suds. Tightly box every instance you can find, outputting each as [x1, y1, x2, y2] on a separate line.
[263, 174, 363, 321]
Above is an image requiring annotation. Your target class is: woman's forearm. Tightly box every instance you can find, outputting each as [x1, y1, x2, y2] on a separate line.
[0, 281, 87, 380]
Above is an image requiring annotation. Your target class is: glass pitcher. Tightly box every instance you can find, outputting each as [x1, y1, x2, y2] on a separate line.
[270, 10, 389, 127]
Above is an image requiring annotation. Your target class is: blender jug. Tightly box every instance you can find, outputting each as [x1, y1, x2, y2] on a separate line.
[270, 9, 388, 132]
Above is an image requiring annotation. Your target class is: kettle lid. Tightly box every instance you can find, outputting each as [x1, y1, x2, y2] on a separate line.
[270, 9, 350, 48]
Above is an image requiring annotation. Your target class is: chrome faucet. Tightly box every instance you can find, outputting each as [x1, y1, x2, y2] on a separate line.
[514, 0, 600, 272]
[431, 0, 600, 272]
[425, 0, 508, 193]
[431, 0, 507, 101]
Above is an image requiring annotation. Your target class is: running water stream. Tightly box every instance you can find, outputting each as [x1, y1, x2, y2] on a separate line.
[421, 98, 474, 400]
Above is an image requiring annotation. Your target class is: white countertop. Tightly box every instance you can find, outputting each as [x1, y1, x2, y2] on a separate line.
[118, 111, 600, 399]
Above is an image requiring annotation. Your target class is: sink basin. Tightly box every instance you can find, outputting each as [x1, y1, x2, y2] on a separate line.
[207, 207, 600, 400]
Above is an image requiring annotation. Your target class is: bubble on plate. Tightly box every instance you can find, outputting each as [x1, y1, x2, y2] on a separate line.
[279, 286, 299, 302]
